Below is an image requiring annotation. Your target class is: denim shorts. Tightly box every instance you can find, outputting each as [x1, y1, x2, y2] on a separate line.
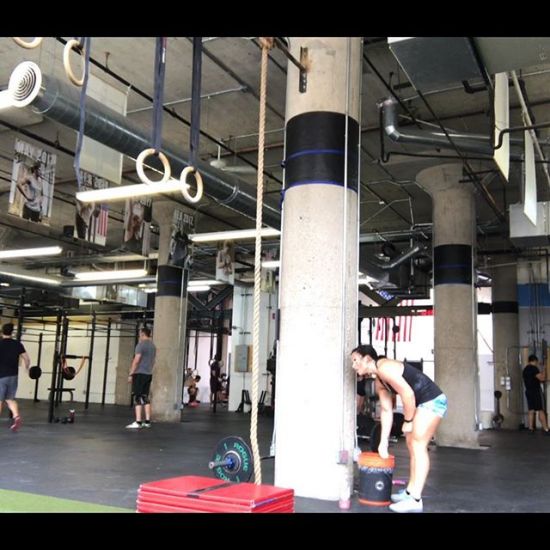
[0, 375, 18, 400]
[418, 393, 448, 418]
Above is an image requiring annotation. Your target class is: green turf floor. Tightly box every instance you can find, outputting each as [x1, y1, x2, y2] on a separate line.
[0, 489, 133, 512]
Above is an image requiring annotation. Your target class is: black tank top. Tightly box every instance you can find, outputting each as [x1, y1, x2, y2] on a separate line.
[383, 361, 443, 405]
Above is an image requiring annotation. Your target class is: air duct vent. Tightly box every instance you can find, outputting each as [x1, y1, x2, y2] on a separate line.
[8, 61, 42, 107]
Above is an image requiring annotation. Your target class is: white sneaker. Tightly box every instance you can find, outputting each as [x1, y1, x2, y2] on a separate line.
[142, 421, 151, 428]
[125, 421, 142, 429]
[389, 495, 423, 513]
[391, 488, 410, 503]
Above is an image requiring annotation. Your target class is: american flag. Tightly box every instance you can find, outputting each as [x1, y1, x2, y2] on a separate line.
[374, 299, 414, 342]
[89, 204, 109, 245]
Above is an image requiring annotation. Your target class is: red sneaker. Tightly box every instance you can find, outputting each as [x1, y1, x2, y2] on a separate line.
[10, 416, 22, 432]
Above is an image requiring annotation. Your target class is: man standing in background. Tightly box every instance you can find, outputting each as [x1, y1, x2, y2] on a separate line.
[522, 354, 550, 434]
[126, 327, 156, 429]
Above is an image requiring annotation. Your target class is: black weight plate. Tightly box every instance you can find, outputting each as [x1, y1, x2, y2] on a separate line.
[210, 436, 253, 483]
[29, 366, 42, 380]
[62, 366, 76, 380]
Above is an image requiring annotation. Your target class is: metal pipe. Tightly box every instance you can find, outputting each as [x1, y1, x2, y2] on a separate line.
[85, 312, 96, 409]
[510, 70, 550, 191]
[381, 97, 524, 159]
[372, 243, 427, 271]
[48, 310, 62, 423]
[8, 62, 281, 229]
[33, 332, 42, 403]
[381, 97, 494, 155]
[101, 318, 111, 406]
[127, 86, 247, 114]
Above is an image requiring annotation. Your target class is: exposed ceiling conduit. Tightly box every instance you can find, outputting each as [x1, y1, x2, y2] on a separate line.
[8, 62, 281, 229]
[370, 243, 427, 270]
[360, 243, 428, 285]
[381, 97, 522, 160]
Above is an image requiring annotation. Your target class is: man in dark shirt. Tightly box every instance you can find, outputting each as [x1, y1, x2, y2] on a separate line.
[0, 323, 30, 431]
[522, 354, 550, 434]
[209, 358, 221, 407]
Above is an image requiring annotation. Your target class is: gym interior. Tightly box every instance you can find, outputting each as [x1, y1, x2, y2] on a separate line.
[1, 37, 550, 516]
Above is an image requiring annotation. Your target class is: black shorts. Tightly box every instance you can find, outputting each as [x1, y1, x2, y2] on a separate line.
[132, 373, 152, 397]
[526, 389, 544, 411]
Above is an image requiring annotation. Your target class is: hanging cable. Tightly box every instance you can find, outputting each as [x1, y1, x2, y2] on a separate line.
[250, 37, 273, 485]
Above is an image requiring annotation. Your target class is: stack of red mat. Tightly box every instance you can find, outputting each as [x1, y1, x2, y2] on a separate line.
[137, 475, 294, 513]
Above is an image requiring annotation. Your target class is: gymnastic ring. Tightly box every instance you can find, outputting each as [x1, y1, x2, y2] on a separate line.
[180, 166, 203, 203]
[136, 148, 171, 185]
[63, 39, 86, 86]
[12, 37, 43, 49]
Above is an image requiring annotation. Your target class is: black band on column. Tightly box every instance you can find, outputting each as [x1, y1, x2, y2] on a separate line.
[434, 244, 472, 286]
[285, 111, 359, 192]
[492, 301, 518, 314]
[157, 265, 183, 297]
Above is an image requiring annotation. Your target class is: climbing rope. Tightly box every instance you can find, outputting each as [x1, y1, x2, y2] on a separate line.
[250, 37, 273, 485]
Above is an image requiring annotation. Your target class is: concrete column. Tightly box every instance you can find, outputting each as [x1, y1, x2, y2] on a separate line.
[150, 201, 187, 421]
[275, 37, 362, 499]
[114, 322, 137, 405]
[490, 258, 521, 429]
[417, 164, 480, 448]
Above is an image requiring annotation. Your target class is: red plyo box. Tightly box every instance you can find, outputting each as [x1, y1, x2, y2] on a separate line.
[137, 475, 294, 513]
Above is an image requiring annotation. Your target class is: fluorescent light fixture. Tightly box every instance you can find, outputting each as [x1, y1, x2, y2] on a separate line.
[187, 285, 211, 292]
[75, 269, 148, 281]
[0, 270, 60, 286]
[188, 279, 224, 286]
[189, 228, 280, 243]
[0, 282, 10, 287]
[143, 287, 158, 294]
[261, 260, 280, 269]
[0, 89, 14, 110]
[0, 245, 62, 259]
[76, 179, 184, 203]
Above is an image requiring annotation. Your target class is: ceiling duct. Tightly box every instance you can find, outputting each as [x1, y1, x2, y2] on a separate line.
[388, 37, 484, 93]
[8, 62, 281, 229]
[381, 97, 522, 159]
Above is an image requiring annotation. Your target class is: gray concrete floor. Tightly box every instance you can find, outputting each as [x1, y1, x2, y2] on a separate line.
[1, 399, 550, 514]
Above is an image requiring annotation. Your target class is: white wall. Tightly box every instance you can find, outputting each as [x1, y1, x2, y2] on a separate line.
[228, 284, 277, 412]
